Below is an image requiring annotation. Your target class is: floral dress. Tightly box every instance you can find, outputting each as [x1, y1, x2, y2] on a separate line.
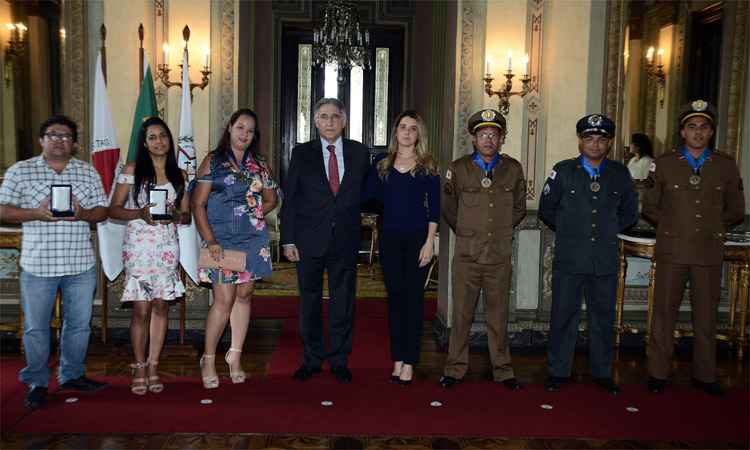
[197, 154, 277, 284]
[119, 174, 185, 302]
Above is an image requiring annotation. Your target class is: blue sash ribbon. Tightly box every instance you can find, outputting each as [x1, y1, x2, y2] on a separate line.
[680, 147, 711, 173]
[580, 156, 607, 180]
[472, 152, 500, 178]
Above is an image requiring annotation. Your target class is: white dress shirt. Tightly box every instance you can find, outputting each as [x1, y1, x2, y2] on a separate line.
[320, 136, 345, 183]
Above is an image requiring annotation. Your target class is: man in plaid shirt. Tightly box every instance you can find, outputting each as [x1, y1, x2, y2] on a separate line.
[0, 115, 110, 410]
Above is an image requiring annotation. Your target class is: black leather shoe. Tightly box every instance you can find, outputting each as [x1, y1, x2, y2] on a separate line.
[438, 375, 460, 389]
[398, 376, 413, 387]
[497, 377, 522, 391]
[24, 386, 47, 410]
[331, 366, 353, 383]
[292, 365, 321, 381]
[593, 377, 620, 395]
[647, 376, 666, 393]
[59, 376, 109, 392]
[544, 376, 569, 392]
[691, 378, 724, 397]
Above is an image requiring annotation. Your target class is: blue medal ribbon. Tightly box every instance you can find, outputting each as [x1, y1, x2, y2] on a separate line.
[472, 152, 500, 178]
[680, 147, 711, 173]
[580, 156, 607, 180]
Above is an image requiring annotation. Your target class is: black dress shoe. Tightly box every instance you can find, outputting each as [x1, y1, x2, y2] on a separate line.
[331, 366, 353, 383]
[438, 375, 460, 389]
[647, 376, 666, 393]
[292, 365, 321, 381]
[59, 376, 109, 392]
[592, 377, 620, 395]
[691, 378, 724, 397]
[544, 376, 569, 392]
[398, 376, 413, 387]
[497, 377, 522, 391]
[24, 386, 47, 410]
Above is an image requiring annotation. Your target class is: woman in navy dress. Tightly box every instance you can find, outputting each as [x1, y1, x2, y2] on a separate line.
[370, 110, 440, 385]
[192, 109, 278, 389]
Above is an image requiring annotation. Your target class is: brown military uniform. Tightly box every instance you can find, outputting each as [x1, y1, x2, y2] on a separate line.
[442, 153, 526, 381]
[642, 149, 745, 382]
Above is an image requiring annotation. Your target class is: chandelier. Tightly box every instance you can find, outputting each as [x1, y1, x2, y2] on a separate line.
[312, 0, 371, 83]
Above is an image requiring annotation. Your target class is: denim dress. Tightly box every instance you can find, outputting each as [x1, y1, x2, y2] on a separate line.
[197, 155, 276, 284]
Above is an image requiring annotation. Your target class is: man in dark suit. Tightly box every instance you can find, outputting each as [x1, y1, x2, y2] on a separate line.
[538, 114, 638, 395]
[281, 98, 372, 383]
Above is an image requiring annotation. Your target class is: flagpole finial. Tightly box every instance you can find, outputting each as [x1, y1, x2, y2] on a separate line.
[182, 25, 190, 45]
[100, 24, 106, 43]
[138, 23, 144, 45]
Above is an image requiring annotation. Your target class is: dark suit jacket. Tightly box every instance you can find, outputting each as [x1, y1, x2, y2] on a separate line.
[539, 157, 639, 275]
[281, 138, 372, 258]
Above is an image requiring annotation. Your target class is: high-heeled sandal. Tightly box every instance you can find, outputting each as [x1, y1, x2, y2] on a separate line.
[399, 364, 414, 387]
[199, 354, 219, 389]
[224, 348, 247, 384]
[147, 360, 164, 393]
[130, 361, 148, 395]
[390, 361, 403, 383]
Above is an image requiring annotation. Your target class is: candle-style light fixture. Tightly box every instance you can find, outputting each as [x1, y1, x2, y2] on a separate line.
[645, 46, 667, 107]
[312, 0, 371, 84]
[157, 25, 210, 97]
[4, 22, 27, 86]
[483, 51, 531, 116]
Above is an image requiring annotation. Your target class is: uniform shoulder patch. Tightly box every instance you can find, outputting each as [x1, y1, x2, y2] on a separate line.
[649, 162, 656, 172]
[543, 183, 551, 195]
[445, 169, 452, 180]
[549, 170, 557, 180]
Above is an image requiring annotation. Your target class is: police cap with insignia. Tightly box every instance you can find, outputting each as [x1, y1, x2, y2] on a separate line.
[678, 99, 716, 127]
[576, 114, 615, 138]
[468, 108, 507, 135]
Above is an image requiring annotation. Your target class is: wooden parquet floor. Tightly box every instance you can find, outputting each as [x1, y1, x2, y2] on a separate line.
[1, 321, 748, 450]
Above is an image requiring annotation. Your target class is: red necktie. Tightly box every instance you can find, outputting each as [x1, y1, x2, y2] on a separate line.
[327, 144, 340, 195]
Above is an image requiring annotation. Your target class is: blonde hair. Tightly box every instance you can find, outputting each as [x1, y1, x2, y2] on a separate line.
[377, 110, 438, 179]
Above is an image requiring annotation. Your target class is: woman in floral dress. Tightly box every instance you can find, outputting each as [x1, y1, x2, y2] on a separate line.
[192, 108, 278, 389]
[109, 116, 190, 395]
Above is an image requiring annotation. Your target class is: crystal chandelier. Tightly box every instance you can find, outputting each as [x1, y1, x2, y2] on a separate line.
[312, 0, 371, 84]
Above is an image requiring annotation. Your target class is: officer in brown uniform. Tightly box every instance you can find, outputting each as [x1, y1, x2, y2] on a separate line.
[643, 100, 745, 396]
[439, 109, 526, 391]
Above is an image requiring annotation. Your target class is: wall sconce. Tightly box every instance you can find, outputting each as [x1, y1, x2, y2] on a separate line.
[645, 46, 666, 108]
[482, 51, 531, 116]
[156, 25, 210, 97]
[4, 22, 27, 86]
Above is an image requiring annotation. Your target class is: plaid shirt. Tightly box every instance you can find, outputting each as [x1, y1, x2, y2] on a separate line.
[0, 156, 107, 276]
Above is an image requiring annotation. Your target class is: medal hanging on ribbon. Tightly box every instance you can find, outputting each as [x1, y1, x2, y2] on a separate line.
[473, 152, 500, 189]
[682, 147, 710, 186]
[580, 156, 605, 192]
[590, 179, 601, 192]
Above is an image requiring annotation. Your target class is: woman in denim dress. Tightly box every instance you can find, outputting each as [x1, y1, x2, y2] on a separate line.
[192, 109, 278, 389]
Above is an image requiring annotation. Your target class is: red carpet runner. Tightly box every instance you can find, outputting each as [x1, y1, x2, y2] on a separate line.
[1, 298, 748, 444]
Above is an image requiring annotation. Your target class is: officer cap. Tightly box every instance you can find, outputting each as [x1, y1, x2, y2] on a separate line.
[678, 99, 716, 127]
[468, 108, 506, 135]
[576, 114, 615, 138]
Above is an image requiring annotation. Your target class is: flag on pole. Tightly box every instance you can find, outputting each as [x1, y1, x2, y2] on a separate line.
[91, 51, 120, 196]
[177, 48, 197, 177]
[175, 48, 200, 284]
[93, 50, 126, 281]
[126, 55, 158, 163]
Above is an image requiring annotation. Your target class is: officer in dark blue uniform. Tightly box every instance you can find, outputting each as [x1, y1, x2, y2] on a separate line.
[538, 114, 638, 395]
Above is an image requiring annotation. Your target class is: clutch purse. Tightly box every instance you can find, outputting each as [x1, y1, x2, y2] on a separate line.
[198, 248, 247, 272]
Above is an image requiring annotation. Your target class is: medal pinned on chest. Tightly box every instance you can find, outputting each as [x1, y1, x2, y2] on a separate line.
[481, 175, 492, 188]
[689, 170, 701, 186]
[590, 180, 601, 192]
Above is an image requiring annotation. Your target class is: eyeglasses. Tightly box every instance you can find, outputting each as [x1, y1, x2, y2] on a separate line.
[317, 113, 344, 123]
[476, 133, 501, 141]
[45, 133, 74, 142]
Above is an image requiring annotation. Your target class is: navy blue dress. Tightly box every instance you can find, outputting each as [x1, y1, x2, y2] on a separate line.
[197, 155, 276, 284]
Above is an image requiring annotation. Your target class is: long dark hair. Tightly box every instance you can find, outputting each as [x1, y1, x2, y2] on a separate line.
[631, 133, 654, 158]
[211, 108, 263, 167]
[133, 116, 185, 208]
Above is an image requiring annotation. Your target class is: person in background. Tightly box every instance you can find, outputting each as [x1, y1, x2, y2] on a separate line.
[627, 133, 654, 180]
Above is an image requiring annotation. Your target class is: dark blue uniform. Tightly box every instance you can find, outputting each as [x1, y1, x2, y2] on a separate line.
[539, 157, 638, 379]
